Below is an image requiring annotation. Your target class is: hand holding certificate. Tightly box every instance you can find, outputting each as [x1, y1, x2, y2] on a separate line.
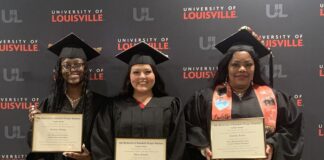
[32, 114, 83, 152]
[210, 117, 266, 159]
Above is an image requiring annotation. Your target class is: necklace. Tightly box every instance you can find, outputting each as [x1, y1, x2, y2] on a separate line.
[66, 94, 81, 108]
[232, 90, 245, 99]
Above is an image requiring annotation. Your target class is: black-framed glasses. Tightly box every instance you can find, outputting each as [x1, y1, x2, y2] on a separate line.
[61, 63, 85, 70]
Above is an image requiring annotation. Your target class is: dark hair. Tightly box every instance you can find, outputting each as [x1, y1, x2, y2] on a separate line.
[120, 64, 168, 97]
[212, 44, 268, 88]
[49, 58, 90, 112]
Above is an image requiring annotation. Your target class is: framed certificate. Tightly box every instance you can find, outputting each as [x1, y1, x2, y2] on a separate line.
[32, 113, 83, 152]
[115, 138, 166, 160]
[211, 117, 266, 159]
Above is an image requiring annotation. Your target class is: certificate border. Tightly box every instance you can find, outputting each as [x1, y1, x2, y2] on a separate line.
[210, 117, 267, 159]
[31, 113, 83, 152]
[115, 138, 167, 160]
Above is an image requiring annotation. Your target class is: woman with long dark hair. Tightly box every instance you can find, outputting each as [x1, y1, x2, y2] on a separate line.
[27, 33, 110, 160]
[91, 42, 186, 160]
[184, 27, 303, 160]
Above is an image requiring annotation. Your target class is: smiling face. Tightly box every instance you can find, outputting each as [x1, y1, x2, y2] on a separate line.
[227, 51, 255, 90]
[130, 64, 156, 95]
[61, 58, 85, 85]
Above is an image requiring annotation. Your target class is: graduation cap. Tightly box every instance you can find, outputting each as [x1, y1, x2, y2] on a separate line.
[115, 42, 169, 66]
[48, 33, 100, 61]
[215, 26, 274, 87]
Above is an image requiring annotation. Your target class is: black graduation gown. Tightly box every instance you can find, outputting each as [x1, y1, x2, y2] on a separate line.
[184, 87, 304, 160]
[26, 91, 110, 160]
[91, 96, 186, 160]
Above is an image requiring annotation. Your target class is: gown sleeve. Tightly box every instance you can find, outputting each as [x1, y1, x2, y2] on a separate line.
[266, 91, 304, 160]
[90, 100, 114, 160]
[167, 97, 186, 160]
[184, 89, 210, 148]
[183, 89, 213, 160]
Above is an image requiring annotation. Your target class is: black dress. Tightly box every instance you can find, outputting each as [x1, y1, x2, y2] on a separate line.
[184, 87, 304, 160]
[26, 91, 110, 160]
[91, 96, 186, 160]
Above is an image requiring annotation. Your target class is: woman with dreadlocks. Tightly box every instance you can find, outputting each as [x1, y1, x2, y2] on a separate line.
[26, 33, 110, 160]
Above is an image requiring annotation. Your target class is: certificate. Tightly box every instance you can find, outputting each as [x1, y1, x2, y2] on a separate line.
[115, 138, 166, 160]
[211, 117, 266, 159]
[32, 113, 83, 152]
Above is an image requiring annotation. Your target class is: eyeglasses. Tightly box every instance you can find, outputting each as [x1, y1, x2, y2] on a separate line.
[61, 63, 85, 70]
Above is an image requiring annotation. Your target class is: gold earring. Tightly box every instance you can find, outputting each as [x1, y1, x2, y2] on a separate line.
[224, 76, 228, 86]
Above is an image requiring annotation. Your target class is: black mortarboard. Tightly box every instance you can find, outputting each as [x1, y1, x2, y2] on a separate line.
[215, 26, 274, 87]
[215, 26, 271, 58]
[115, 42, 169, 66]
[48, 33, 100, 61]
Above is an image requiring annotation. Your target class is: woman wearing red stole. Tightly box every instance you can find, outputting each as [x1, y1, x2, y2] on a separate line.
[184, 26, 303, 160]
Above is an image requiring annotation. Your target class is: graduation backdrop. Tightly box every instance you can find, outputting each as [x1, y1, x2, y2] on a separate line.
[0, 0, 321, 159]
